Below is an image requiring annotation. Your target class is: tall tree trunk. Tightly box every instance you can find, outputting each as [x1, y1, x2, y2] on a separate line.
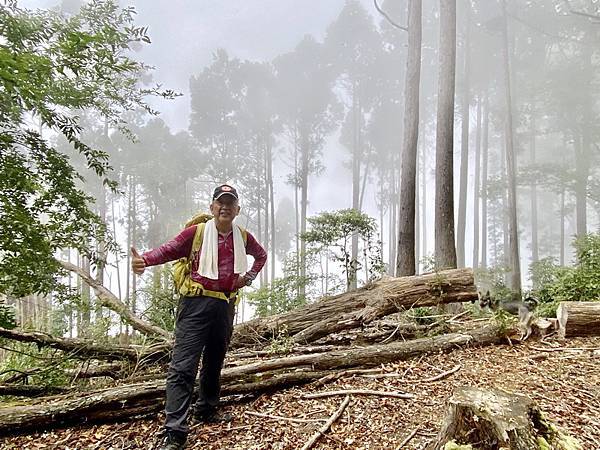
[472, 95, 482, 269]
[299, 125, 310, 299]
[456, 6, 470, 268]
[530, 114, 539, 264]
[388, 169, 397, 276]
[131, 178, 138, 339]
[501, 0, 521, 299]
[267, 136, 276, 282]
[481, 94, 489, 269]
[293, 127, 300, 289]
[434, 0, 457, 270]
[396, 0, 422, 277]
[350, 88, 360, 289]
[560, 184, 566, 267]
[575, 46, 592, 238]
[124, 176, 132, 343]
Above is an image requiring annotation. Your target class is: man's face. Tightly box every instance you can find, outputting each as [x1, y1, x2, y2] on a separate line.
[210, 194, 240, 224]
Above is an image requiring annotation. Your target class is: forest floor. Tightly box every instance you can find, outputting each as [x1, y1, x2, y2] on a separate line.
[2, 335, 600, 450]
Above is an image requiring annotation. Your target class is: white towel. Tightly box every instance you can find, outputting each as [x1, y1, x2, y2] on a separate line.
[197, 218, 248, 280]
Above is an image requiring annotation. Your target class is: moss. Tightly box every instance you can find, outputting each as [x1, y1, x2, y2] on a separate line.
[537, 437, 551, 450]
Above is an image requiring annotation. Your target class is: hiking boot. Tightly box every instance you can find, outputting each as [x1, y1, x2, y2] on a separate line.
[157, 430, 187, 450]
[192, 408, 233, 424]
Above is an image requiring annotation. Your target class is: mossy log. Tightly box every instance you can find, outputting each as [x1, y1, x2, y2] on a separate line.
[430, 387, 582, 450]
[232, 268, 477, 347]
[557, 301, 600, 338]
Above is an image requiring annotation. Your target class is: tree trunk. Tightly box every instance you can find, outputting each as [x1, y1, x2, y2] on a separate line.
[528, 119, 539, 267]
[231, 268, 477, 347]
[557, 302, 600, 338]
[267, 136, 276, 282]
[501, 0, 521, 299]
[481, 93, 489, 268]
[434, 0, 457, 270]
[299, 125, 310, 299]
[456, 7, 470, 268]
[396, 0, 422, 277]
[351, 87, 360, 290]
[430, 387, 581, 450]
[472, 95, 482, 269]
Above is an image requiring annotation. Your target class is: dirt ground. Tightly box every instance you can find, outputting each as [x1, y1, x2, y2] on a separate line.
[2, 336, 599, 450]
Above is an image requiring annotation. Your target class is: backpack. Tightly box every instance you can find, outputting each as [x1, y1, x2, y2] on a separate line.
[172, 213, 248, 301]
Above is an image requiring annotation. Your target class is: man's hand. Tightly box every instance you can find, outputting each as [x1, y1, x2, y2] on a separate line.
[234, 274, 247, 289]
[131, 247, 146, 275]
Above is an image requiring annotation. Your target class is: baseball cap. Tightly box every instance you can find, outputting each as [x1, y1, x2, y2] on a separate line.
[213, 184, 239, 200]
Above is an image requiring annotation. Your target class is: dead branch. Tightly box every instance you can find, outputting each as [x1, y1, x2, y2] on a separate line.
[57, 260, 171, 340]
[303, 389, 413, 400]
[300, 395, 350, 450]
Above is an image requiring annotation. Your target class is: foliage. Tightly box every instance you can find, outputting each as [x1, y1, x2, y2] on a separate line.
[266, 325, 294, 355]
[247, 254, 313, 318]
[0, 301, 16, 329]
[0, 1, 176, 299]
[531, 233, 600, 317]
[302, 209, 383, 289]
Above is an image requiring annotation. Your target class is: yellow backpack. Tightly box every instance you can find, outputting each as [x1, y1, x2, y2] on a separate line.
[172, 213, 248, 301]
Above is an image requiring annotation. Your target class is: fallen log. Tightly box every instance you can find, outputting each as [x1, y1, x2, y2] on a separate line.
[232, 268, 477, 347]
[0, 325, 504, 434]
[0, 327, 172, 364]
[557, 301, 600, 338]
[0, 384, 70, 397]
[430, 387, 583, 449]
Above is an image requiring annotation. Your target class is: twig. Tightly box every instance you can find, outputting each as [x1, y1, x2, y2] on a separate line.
[396, 428, 419, 449]
[244, 411, 325, 424]
[530, 345, 600, 353]
[373, 0, 408, 31]
[363, 364, 461, 383]
[300, 395, 350, 450]
[380, 323, 401, 344]
[303, 389, 413, 400]
[314, 367, 384, 386]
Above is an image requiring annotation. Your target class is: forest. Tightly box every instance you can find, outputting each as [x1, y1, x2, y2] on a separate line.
[0, 0, 599, 448]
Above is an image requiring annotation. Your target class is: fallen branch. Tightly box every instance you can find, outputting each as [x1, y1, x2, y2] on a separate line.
[364, 364, 462, 383]
[303, 389, 413, 400]
[300, 395, 350, 450]
[0, 384, 70, 397]
[57, 260, 171, 340]
[396, 428, 419, 449]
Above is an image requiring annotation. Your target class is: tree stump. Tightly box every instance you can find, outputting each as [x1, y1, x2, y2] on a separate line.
[430, 387, 581, 450]
[557, 301, 600, 338]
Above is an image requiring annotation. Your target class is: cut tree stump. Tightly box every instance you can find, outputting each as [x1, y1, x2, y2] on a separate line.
[430, 387, 582, 450]
[557, 301, 600, 338]
[232, 268, 477, 347]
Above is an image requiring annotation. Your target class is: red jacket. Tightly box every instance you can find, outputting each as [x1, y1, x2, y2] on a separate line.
[142, 224, 267, 292]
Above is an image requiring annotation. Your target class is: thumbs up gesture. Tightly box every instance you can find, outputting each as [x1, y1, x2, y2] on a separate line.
[131, 247, 146, 275]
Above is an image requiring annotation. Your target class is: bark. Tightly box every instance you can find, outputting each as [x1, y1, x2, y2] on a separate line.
[299, 124, 309, 299]
[430, 387, 581, 449]
[434, 0, 457, 270]
[481, 94, 489, 268]
[57, 260, 171, 340]
[231, 268, 477, 347]
[351, 86, 360, 290]
[396, 0, 422, 276]
[456, 8, 470, 268]
[501, 0, 521, 299]
[0, 326, 503, 434]
[557, 301, 600, 338]
[472, 95, 482, 269]
[0, 326, 171, 363]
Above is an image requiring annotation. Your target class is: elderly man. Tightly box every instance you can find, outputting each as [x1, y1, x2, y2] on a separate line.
[131, 184, 267, 450]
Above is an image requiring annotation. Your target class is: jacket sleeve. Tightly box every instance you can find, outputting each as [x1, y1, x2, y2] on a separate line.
[244, 231, 267, 280]
[142, 225, 196, 266]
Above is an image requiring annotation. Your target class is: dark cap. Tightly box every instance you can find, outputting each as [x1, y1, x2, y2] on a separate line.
[213, 184, 239, 201]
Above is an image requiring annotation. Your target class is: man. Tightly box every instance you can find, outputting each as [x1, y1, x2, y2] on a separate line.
[131, 184, 267, 450]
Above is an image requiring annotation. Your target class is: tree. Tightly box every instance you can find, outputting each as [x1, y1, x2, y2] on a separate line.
[302, 209, 382, 291]
[396, 0, 422, 276]
[0, 1, 175, 299]
[434, 0, 458, 270]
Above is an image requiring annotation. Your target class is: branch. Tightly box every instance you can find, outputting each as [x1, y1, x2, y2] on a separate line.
[57, 259, 171, 340]
[373, 0, 408, 31]
[562, 0, 600, 22]
[300, 395, 351, 450]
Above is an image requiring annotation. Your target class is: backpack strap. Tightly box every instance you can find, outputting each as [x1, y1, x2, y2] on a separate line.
[189, 223, 206, 261]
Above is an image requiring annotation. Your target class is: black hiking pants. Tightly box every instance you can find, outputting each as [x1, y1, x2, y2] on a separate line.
[164, 295, 235, 434]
